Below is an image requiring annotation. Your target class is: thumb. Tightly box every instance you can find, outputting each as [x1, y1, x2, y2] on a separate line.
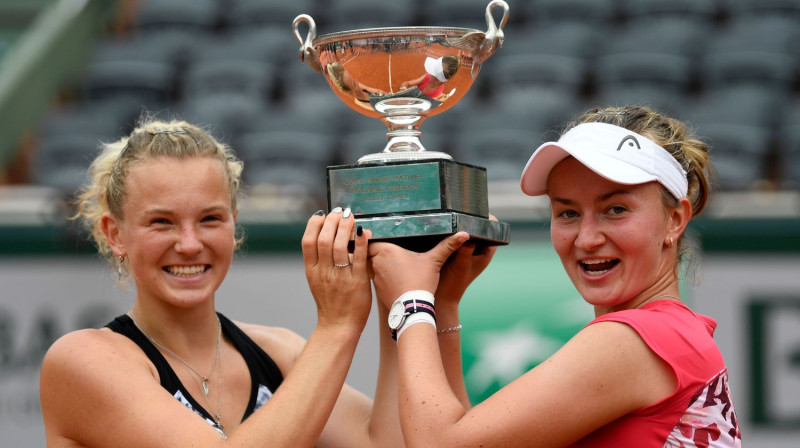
[428, 232, 470, 265]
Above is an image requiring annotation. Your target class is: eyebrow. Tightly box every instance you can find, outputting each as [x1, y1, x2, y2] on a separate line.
[550, 188, 632, 205]
[142, 205, 230, 216]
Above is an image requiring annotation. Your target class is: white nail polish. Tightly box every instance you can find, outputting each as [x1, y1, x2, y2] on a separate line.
[331, 207, 343, 214]
[342, 207, 351, 219]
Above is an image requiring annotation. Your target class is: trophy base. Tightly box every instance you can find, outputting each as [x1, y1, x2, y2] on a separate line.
[328, 158, 510, 252]
[354, 212, 510, 252]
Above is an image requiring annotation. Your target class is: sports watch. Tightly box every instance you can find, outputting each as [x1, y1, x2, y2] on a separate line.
[387, 291, 436, 338]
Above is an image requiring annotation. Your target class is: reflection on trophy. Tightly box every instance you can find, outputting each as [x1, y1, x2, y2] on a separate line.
[293, 0, 511, 250]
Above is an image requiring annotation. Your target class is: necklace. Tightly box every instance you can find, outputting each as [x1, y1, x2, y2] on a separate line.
[128, 311, 224, 433]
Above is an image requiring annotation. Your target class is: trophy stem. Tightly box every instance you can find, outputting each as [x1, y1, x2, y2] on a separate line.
[356, 96, 453, 164]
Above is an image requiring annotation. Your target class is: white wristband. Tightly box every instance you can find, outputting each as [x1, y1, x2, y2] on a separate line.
[396, 313, 436, 339]
[397, 289, 435, 305]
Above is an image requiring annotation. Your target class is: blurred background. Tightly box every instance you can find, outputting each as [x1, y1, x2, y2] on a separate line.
[1, 0, 799, 446]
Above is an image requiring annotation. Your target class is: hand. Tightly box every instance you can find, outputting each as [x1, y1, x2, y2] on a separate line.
[302, 209, 372, 332]
[436, 217, 499, 307]
[368, 232, 470, 308]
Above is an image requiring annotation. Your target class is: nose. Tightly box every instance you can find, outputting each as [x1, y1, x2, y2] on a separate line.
[175, 225, 203, 254]
[574, 215, 605, 252]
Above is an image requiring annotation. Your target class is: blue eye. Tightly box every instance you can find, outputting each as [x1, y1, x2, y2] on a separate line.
[608, 206, 627, 215]
[559, 210, 579, 219]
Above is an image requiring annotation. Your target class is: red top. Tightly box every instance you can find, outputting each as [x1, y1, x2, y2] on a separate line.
[570, 300, 742, 448]
[418, 73, 445, 98]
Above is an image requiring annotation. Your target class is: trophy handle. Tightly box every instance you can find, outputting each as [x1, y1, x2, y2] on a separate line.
[473, 0, 509, 71]
[293, 14, 322, 73]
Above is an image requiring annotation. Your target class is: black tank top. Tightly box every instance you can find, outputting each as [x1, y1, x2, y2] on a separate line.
[107, 313, 284, 434]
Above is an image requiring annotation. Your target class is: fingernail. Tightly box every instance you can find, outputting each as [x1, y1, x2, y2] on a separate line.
[331, 207, 343, 214]
[342, 207, 352, 219]
[357, 225, 363, 237]
[313, 209, 325, 216]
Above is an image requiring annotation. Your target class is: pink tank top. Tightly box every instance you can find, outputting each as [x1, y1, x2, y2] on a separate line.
[571, 300, 742, 448]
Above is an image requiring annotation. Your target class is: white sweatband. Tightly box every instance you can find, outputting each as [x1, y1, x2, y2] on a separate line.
[396, 313, 436, 339]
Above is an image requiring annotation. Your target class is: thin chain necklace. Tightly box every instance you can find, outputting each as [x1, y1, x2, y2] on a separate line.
[128, 311, 224, 433]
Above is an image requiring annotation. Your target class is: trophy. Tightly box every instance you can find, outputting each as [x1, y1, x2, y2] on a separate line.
[293, 0, 511, 251]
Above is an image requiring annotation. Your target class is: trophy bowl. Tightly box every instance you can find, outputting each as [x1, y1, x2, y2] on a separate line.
[292, 1, 511, 251]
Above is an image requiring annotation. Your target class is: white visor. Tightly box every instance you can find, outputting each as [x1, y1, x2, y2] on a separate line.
[424, 56, 447, 83]
[520, 122, 688, 199]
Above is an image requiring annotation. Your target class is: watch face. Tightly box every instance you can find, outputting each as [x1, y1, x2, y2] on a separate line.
[388, 300, 406, 330]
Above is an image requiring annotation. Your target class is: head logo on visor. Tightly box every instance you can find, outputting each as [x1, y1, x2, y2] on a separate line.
[617, 135, 640, 152]
[520, 122, 688, 200]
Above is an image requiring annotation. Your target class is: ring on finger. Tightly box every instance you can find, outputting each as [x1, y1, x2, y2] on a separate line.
[334, 262, 351, 268]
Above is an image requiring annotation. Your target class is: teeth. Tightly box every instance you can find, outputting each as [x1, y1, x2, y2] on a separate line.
[580, 258, 618, 276]
[166, 265, 206, 276]
[583, 259, 614, 265]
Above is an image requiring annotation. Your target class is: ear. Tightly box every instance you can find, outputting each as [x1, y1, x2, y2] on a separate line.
[666, 197, 692, 244]
[100, 212, 125, 257]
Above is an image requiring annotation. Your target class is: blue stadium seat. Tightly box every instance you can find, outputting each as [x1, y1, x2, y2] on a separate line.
[176, 94, 266, 147]
[684, 87, 782, 190]
[321, 0, 418, 30]
[726, 0, 800, 18]
[778, 102, 800, 189]
[182, 59, 274, 102]
[454, 128, 540, 183]
[31, 134, 102, 194]
[528, 0, 619, 25]
[224, 0, 316, 29]
[135, 0, 220, 33]
[699, 124, 773, 190]
[236, 130, 336, 198]
[420, 0, 507, 28]
[486, 53, 587, 100]
[701, 16, 799, 93]
[621, 0, 719, 23]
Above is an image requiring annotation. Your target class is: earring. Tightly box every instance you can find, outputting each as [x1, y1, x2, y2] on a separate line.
[117, 255, 126, 281]
[667, 237, 674, 248]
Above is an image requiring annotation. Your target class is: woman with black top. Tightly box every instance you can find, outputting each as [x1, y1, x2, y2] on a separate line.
[40, 118, 404, 447]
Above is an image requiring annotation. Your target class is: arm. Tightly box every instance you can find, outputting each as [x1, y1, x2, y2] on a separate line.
[434, 240, 497, 408]
[40, 211, 375, 448]
[313, 302, 404, 448]
[369, 234, 677, 448]
[400, 74, 427, 90]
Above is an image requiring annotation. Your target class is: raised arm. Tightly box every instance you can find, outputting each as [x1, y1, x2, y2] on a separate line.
[40, 210, 377, 448]
[434, 239, 497, 408]
[369, 233, 677, 447]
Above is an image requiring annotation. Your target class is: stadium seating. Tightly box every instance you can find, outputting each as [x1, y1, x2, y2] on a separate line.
[14, 0, 800, 198]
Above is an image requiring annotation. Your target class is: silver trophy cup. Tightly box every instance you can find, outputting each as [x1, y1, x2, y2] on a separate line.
[293, 0, 511, 251]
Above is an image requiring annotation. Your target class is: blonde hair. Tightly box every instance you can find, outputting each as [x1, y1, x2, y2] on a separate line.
[566, 105, 715, 277]
[74, 117, 244, 265]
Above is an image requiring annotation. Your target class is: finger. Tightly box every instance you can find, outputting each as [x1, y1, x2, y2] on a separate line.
[318, 207, 344, 267]
[301, 210, 326, 267]
[332, 208, 355, 266]
[428, 231, 470, 265]
[352, 225, 372, 270]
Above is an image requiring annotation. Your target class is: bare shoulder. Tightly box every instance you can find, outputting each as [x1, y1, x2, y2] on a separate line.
[42, 328, 150, 377]
[40, 328, 157, 444]
[231, 321, 308, 374]
[554, 320, 677, 407]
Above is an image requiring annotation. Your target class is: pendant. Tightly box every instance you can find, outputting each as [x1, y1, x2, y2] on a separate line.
[202, 378, 209, 396]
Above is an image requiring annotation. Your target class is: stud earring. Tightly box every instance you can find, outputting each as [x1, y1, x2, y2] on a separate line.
[667, 237, 674, 248]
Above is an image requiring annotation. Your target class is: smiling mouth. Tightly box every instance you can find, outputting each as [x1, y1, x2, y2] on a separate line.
[164, 265, 210, 277]
[580, 259, 620, 275]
